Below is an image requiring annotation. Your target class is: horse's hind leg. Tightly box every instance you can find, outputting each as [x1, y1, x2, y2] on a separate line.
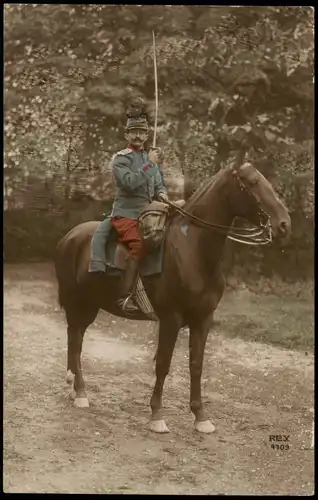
[65, 302, 98, 407]
[149, 316, 180, 433]
[68, 325, 89, 407]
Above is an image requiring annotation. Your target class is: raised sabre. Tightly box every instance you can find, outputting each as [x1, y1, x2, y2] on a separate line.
[152, 30, 158, 149]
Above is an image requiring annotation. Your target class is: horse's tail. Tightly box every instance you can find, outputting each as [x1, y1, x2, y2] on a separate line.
[55, 266, 71, 309]
[54, 221, 98, 311]
[57, 284, 66, 309]
[54, 245, 73, 310]
[54, 230, 80, 310]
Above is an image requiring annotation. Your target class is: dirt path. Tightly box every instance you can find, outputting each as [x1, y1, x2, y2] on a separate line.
[3, 263, 314, 494]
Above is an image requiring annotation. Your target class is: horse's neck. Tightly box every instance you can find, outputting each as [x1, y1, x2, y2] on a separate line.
[187, 174, 234, 270]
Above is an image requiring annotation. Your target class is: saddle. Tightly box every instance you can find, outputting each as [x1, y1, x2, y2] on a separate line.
[114, 200, 170, 270]
[113, 244, 131, 271]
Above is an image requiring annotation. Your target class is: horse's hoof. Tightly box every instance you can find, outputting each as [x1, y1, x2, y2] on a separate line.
[194, 420, 216, 434]
[74, 397, 90, 408]
[149, 419, 169, 433]
[70, 388, 76, 400]
[66, 370, 75, 385]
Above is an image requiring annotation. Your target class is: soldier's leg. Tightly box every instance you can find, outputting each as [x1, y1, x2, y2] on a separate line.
[88, 217, 112, 273]
[111, 218, 144, 312]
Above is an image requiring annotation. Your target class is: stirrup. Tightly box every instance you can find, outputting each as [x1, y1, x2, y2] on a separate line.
[118, 294, 139, 312]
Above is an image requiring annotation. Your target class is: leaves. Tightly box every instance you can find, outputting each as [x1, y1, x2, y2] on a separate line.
[4, 4, 313, 219]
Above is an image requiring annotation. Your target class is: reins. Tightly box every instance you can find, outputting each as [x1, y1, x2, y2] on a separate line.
[165, 175, 273, 246]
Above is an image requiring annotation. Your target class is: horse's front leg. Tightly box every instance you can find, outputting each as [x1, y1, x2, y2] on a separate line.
[149, 317, 180, 433]
[189, 318, 216, 433]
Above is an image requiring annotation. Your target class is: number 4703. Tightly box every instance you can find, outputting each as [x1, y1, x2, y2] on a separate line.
[271, 444, 289, 450]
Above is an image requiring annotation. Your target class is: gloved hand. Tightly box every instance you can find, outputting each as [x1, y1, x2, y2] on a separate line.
[174, 199, 186, 208]
[156, 147, 164, 164]
[158, 192, 169, 203]
[149, 147, 164, 165]
[148, 148, 159, 165]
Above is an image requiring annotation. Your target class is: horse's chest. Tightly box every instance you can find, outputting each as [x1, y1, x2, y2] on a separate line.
[184, 272, 225, 313]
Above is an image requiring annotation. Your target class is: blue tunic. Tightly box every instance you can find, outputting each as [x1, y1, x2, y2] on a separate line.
[110, 148, 167, 219]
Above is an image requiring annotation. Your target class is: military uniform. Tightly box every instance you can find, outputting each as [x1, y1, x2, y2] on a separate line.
[89, 100, 168, 312]
[111, 146, 166, 256]
[89, 146, 167, 270]
[111, 147, 166, 219]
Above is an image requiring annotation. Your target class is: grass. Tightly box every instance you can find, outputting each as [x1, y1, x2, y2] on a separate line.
[217, 277, 314, 353]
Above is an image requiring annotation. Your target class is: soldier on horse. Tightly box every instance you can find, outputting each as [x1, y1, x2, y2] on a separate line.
[89, 100, 169, 313]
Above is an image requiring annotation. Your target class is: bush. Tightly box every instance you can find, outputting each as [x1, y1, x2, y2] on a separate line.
[4, 200, 112, 262]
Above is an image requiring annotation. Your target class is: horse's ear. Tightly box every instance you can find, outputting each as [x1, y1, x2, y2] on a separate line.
[230, 165, 238, 177]
[234, 142, 249, 171]
[239, 162, 253, 173]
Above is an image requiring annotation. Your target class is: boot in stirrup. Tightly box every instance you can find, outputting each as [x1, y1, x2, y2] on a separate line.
[117, 256, 140, 313]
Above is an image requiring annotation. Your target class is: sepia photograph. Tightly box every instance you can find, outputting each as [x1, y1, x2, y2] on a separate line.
[4, 4, 314, 495]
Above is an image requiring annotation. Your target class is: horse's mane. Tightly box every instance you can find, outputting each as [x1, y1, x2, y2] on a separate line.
[184, 168, 228, 211]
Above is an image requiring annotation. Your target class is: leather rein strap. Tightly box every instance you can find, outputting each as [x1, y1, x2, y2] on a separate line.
[165, 177, 273, 246]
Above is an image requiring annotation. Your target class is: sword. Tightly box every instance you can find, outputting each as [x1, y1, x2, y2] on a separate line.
[152, 30, 158, 149]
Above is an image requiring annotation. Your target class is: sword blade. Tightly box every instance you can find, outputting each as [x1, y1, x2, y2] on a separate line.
[152, 30, 158, 148]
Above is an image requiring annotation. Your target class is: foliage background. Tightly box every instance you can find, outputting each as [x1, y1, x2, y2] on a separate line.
[4, 5, 314, 279]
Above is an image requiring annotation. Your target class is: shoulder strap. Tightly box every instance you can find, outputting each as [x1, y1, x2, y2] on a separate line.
[111, 148, 133, 161]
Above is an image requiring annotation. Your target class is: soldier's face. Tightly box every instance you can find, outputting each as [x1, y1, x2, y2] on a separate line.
[125, 128, 148, 149]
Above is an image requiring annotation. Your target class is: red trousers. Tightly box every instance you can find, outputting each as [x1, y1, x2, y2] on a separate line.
[111, 217, 145, 258]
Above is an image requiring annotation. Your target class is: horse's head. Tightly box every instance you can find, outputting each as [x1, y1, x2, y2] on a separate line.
[228, 162, 291, 242]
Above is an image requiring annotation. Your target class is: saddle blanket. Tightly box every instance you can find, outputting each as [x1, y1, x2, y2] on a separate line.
[104, 219, 165, 277]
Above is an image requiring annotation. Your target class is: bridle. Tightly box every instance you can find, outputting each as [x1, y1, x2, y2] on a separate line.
[166, 173, 273, 246]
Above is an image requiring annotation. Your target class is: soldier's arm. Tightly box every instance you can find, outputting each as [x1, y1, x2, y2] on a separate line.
[112, 155, 159, 192]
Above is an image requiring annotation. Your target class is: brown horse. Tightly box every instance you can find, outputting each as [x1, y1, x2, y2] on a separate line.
[54, 162, 291, 434]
